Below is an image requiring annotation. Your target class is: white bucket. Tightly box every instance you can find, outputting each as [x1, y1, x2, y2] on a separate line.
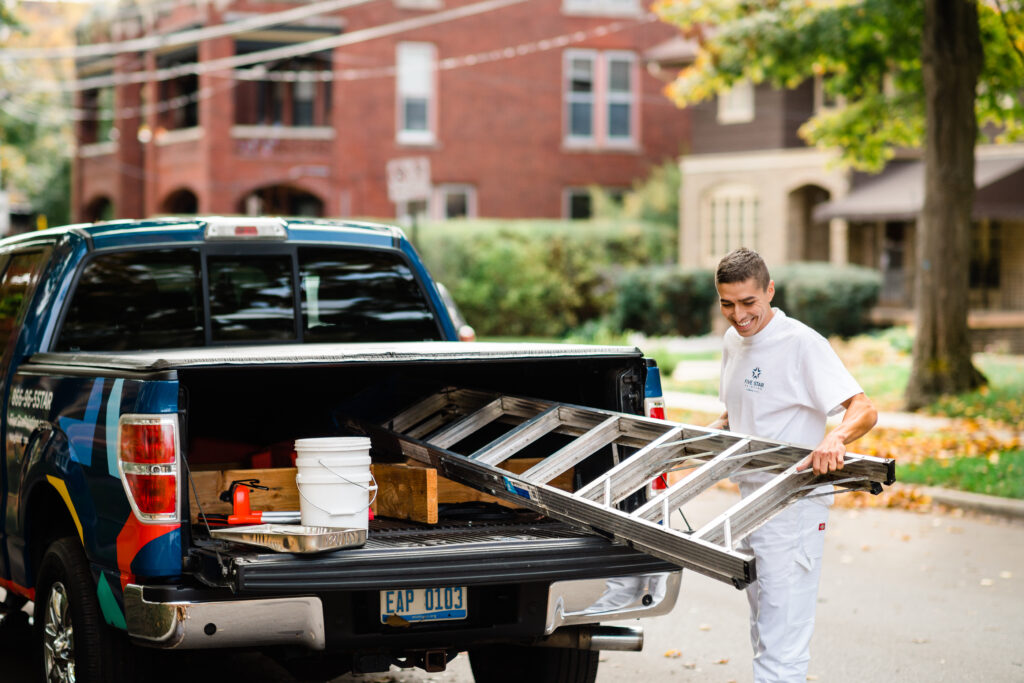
[294, 437, 376, 529]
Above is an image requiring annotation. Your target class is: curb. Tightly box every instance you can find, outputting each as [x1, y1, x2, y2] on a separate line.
[915, 485, 1024, 520]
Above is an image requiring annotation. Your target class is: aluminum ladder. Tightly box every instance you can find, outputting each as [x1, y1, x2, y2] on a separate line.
[373, 387, 894, 588]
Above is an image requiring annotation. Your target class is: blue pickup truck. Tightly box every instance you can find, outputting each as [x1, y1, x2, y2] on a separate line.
[0, 217, 676, 683]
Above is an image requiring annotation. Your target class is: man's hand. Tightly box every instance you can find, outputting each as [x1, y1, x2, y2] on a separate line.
[797, 392, 877, 476]
[797, 431, 846, 475]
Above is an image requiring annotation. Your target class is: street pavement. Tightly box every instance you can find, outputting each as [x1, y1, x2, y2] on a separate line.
[7, 488, 1019, 682]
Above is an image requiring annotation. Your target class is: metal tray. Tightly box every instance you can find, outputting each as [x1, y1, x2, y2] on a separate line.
[210, 524, 366, 554]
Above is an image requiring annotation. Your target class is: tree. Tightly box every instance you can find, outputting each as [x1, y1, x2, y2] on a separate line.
[654, 0, 1024, 409]
[0, 1, 85, 228]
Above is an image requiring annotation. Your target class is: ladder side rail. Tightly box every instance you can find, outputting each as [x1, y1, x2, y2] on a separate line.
[385, 430, 757, 588]
[520, 416, 622, 484]
[407, 413, 458, 440]
[427, 397, 506, 449]
[729, 449, 894, 487]
[471, 404, 564, 466]
[631, 439, 754, 522]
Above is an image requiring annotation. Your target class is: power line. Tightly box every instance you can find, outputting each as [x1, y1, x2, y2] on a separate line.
[14, 0, 536, 94]
[0, 0, 375, 62]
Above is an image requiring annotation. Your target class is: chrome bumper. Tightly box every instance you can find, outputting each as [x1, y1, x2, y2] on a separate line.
[545, 570, 681, 634]
[123, 584, 325, 650]
[124, 570, 680, 652]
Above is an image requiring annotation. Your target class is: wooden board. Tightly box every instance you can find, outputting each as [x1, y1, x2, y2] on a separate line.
[187, 460, 573, 525]
[188, 467, 299, 521]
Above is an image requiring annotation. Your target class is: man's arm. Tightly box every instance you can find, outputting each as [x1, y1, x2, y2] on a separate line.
[707, 411, 728, 431]
[797, 393, 878, 475]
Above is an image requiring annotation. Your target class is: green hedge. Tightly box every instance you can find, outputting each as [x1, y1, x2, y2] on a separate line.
[772, 262, 882, 338]
[612, 266, 717, 337]
[413, 220, 676, 337]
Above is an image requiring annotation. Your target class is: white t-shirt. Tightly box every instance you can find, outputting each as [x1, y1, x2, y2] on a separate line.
[720, 308, 863, 503]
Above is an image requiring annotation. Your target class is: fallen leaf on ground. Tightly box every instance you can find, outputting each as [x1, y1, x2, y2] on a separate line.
[714, 658, 729, 665]
[912, 638, 928, 644]
[1000, 570, 1012, 579]
[663, 649, 681, 658]
[698, 623, 712, 631]
[980, 578, 994, 587]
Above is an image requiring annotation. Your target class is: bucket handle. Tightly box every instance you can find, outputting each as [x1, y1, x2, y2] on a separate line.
[298, 462, 378, 516]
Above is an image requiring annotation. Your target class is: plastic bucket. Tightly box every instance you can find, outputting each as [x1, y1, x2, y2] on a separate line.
[294, 437, 376, 529]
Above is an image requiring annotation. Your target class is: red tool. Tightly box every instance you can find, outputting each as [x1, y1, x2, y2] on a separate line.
[219, 479, 300, 525]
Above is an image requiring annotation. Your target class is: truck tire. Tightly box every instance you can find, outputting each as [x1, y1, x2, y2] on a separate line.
[467, 644, 599, 683]
[34, 537, 140, 683]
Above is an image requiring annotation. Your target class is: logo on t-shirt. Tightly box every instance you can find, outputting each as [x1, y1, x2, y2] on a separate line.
[744, 367, 765, 393]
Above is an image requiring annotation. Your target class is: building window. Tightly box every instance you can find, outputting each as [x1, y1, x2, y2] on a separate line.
[814, 74, 844, 113]
[435, 184, 476, 220]
[566, 188, 592, 219]
[564, 50, 638, 148]
[703, 185, 759, 262]
[970, 220, 1000, 290]
[81, 85, 115, 144]
[397, 42, 437, 145]
[562, 0, 640, 17]
[606, 52, 635, 143]
[717, 79, 754, 124]
[235, 53, 332, 127]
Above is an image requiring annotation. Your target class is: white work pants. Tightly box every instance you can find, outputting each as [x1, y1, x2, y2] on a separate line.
[737, 495, 829, 683]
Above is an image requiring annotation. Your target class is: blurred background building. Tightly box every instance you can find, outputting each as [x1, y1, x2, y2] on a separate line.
[70, 0, 690, 223]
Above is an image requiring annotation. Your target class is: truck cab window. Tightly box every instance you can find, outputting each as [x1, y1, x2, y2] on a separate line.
[57, 249, 203, 351]
[208, 255, 296, 342]
[299, 248, 441, 342]
[0, 250, 49, 362]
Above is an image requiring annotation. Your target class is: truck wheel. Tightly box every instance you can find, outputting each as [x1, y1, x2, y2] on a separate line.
[34, 537, 138, 683]
[467, 644, 599, 683]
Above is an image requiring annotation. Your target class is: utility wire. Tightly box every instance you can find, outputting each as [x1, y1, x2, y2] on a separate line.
[13, 0, 536, 94]
[0, 0, 374, 62]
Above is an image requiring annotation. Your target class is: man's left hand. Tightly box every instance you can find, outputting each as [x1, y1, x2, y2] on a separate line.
[797, 432, 846, 475]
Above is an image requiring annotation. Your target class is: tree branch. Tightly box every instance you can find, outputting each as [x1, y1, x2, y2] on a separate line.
[992, 0, 1024, 69]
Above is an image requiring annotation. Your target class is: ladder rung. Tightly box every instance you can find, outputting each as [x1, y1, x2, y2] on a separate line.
[631, 440, 758, 522]
[428, 397, 505, 449]
[520, 415, 621, 484]
[693, 465, 806, 547]
[471, 404, 563, 466]
[576, 427, 695, 503]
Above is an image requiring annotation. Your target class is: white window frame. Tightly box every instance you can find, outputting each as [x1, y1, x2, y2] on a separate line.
[814, 74, 847, 113]
[564, 49, 639, 149]
[717, 79, 755, 125]
[702, 184, 760, 265]
[604, 50, 637, 147]
[433, 184, 477, 220]
[396, 42, 437, 146]
[565, 49, 598, 146]
[562, 0, 641, 17]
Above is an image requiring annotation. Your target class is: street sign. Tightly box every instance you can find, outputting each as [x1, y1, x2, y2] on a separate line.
[386, 157, 431, 204]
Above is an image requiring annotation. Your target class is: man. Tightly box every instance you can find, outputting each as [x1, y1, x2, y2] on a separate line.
[710, 247, 877, 682]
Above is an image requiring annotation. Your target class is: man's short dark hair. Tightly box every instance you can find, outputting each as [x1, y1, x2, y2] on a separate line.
[715, 247, 771, 291]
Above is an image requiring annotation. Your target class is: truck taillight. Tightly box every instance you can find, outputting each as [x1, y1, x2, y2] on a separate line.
[647, 400, 666, 421]
[118, 415, 179, 523]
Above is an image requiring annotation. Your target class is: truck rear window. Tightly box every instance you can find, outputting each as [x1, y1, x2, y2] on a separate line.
[56, 247, 441, 351]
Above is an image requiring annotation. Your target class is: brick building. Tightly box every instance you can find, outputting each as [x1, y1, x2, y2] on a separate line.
[73, 0, 689, 223]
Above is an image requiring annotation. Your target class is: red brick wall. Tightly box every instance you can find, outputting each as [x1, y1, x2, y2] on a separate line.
[74, 0, 690, 220]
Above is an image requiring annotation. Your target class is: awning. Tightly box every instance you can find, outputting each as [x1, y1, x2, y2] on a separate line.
[814, 153, 1024, 222]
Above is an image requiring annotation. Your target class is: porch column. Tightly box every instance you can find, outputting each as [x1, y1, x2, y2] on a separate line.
[829, 218, 849, 265]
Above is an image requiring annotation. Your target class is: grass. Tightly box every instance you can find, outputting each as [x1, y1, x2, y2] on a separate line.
[897, 450, 1024, 499]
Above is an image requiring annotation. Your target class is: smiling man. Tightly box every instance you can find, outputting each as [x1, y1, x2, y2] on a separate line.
[710, 247, 877, 683]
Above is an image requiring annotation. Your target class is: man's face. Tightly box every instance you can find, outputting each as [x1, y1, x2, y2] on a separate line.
[717, 277, 775, 337]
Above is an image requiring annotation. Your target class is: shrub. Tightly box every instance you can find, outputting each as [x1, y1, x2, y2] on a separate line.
[413, 220, 676, 337]
[772, 262, 882, 338]
[611, 266, 717, 337]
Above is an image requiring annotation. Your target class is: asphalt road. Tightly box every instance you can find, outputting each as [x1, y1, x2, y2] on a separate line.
[4, 489, 1023, 682]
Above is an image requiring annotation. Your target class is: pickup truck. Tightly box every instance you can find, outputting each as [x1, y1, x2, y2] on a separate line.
[0, 217, 678, 683]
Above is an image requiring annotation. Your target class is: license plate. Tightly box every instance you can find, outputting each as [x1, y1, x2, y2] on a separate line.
[380, 586, 467, 624]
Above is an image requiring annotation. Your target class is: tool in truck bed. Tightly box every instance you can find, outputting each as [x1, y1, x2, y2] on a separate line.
[374, 387, 895, 589]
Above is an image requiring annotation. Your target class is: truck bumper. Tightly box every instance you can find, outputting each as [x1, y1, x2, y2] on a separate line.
[124, 571, 679, 651]
[123, 584, 326, 650]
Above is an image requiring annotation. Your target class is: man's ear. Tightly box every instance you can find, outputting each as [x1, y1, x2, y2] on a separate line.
[766, 280, 775, 301]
